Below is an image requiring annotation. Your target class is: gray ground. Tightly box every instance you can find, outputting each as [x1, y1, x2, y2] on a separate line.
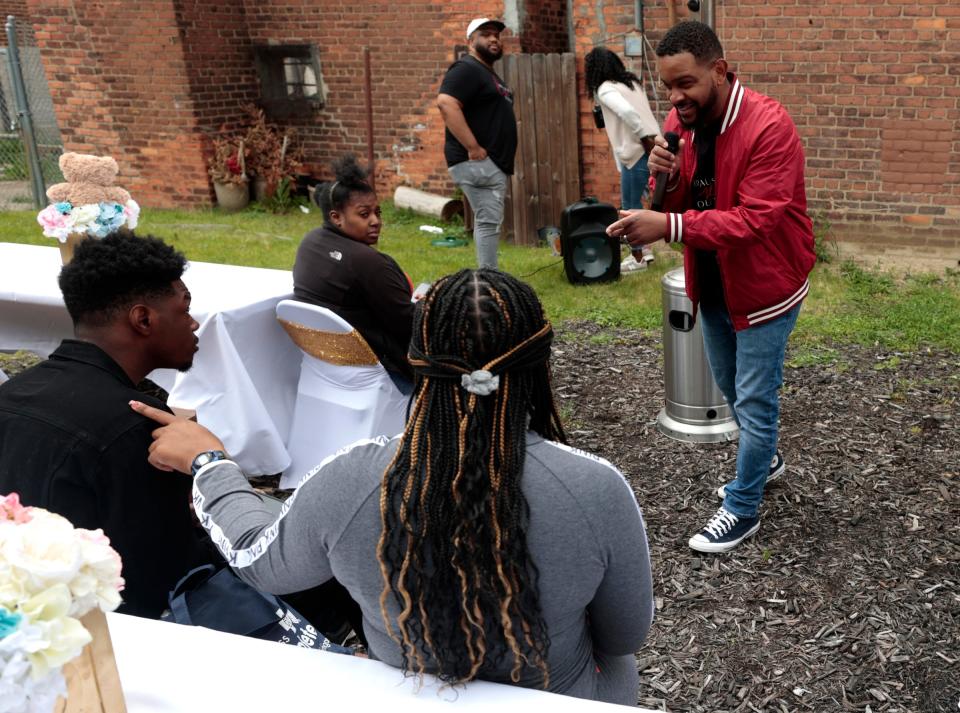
[551, 322, 958, 713]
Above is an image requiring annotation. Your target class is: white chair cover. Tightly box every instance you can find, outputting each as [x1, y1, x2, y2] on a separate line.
[276, 300, 408, 489]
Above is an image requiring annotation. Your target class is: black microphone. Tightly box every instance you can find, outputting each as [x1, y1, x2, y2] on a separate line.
[649, 131, 680, 212]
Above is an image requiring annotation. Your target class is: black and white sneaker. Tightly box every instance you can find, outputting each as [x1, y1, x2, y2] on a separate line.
[688, 507, 761, 553]
[717, 451, 785, 499]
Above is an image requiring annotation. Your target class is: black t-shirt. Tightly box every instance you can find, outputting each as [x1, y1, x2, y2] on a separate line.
[690, 122, 725, 307]
[439, 55, 517, 175]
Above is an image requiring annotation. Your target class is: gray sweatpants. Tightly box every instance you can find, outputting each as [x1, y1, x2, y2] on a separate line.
[449, 157, 508, 269]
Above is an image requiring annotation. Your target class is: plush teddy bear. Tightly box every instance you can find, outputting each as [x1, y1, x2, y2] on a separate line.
[45, 152, 131, 205]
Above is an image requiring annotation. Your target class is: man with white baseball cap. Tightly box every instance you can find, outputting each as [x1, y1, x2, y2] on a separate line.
[437, 18, 516, 269]
[465, 17, 505, 39]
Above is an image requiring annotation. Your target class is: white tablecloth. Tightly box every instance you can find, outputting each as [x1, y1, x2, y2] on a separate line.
[0, 242, 300, 474]
[106, 613, 652, 711]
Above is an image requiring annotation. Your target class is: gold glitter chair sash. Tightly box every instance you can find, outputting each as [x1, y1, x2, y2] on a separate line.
[278, 318, 379, 366]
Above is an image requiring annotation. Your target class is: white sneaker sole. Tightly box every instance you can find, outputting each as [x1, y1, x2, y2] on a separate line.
[688, 519, 761, 553]
[717, 457, 785, 499]
[620, 259, 646, 273]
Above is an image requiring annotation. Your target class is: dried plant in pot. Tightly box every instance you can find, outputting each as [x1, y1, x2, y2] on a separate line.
[242, 106, 303, 205]
[208, 137, 249, 212]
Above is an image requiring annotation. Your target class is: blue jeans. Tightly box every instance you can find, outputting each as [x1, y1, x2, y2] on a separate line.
[699, 301, 801, 518]
[620, 154, 650, 210]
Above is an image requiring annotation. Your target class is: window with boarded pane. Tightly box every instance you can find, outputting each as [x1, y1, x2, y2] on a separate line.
[254, 44, 325, 118]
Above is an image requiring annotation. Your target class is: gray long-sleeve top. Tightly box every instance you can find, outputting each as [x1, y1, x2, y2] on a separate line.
[192, 432, 654, 703]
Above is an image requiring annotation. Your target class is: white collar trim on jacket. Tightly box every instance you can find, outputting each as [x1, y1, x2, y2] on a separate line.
[719, 77, 745, 135]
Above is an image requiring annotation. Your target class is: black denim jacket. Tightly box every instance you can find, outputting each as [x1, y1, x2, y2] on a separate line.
[0, 340, 218, 618]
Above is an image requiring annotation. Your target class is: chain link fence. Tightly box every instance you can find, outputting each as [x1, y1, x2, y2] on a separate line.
[0, 16, 63, 210]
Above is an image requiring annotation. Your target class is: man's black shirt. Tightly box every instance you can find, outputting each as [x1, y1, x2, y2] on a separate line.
[691, 121, 725, 307]
[0, 340, 218, 618]
[439, 55, 517, 175]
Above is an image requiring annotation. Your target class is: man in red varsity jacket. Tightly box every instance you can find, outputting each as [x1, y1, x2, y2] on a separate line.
[609, 21, 816, 553]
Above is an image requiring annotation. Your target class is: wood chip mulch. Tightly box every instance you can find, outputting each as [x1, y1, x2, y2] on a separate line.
[551, 322, 958, 713]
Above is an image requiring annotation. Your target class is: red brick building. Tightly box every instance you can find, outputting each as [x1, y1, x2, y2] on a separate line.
[571, 0, 960, 257]
[15, 0, 960, 255]
[17, 0, 565, 207]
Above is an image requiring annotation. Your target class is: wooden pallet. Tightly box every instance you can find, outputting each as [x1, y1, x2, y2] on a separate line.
[55, 609, 126, 713]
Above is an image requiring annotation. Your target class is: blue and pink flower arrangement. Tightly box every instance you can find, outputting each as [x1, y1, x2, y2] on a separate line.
[37, 200, 140, 243]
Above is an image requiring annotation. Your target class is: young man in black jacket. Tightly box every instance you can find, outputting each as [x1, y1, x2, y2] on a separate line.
[0, 233, 217, 618]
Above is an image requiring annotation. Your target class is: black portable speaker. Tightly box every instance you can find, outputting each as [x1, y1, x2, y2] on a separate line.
[559, 198, 620, 284]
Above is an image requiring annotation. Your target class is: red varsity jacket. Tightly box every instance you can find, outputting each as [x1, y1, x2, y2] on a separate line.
[659, 74, 816, 330]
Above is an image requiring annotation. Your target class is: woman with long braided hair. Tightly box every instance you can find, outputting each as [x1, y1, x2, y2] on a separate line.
[378, 268, 563, 688]
[130, 269, 654, 705]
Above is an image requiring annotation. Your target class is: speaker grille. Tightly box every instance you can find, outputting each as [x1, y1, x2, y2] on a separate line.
[571, 235, 615, 279]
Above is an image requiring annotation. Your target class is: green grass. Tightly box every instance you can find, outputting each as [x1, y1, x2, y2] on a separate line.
[795, 260, 960, 351]
[784, 345, 845, 370]
[3, 202, 959, 352]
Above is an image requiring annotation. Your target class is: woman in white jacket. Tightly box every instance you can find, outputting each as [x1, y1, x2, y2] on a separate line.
[585, 47, 661, 271]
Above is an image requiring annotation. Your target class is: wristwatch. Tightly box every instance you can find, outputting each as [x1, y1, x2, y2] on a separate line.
[190, 450, 229, 476]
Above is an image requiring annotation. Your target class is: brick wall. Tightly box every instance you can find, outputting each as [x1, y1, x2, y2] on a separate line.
[572, 0, 960, 253]
[25, 0, 214, 207]
[175, 3, 258, 136]
[25, 0, 956, 254]
[520, 0, 568, 53]
[238, 1, 527, 193]
[0, 0, 26, 15]
[0, 0, 32, 45]
[25, 0, 528, 204]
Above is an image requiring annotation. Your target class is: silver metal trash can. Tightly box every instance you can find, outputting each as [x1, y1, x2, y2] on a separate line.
[657, 267, 739, 443]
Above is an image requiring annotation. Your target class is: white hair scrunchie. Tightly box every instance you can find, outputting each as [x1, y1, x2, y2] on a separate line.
[461, 369, 499, 396]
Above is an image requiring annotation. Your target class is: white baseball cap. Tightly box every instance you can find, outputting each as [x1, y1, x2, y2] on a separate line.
[466, 18, 506, 40]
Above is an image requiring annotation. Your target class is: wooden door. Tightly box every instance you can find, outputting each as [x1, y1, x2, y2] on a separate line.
[500, 53, 581, 245]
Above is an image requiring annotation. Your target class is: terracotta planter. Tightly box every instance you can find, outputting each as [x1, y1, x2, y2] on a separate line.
[214, 180, 250, 212]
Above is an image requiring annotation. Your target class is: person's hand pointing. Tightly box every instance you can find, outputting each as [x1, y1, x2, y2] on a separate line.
[129, 400, 226, 474]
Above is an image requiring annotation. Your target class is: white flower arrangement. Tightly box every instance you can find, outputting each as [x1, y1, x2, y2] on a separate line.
[0, 493, 124, 713]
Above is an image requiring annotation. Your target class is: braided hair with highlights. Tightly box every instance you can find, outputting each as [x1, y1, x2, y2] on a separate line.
[376, 268, 566, 688]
